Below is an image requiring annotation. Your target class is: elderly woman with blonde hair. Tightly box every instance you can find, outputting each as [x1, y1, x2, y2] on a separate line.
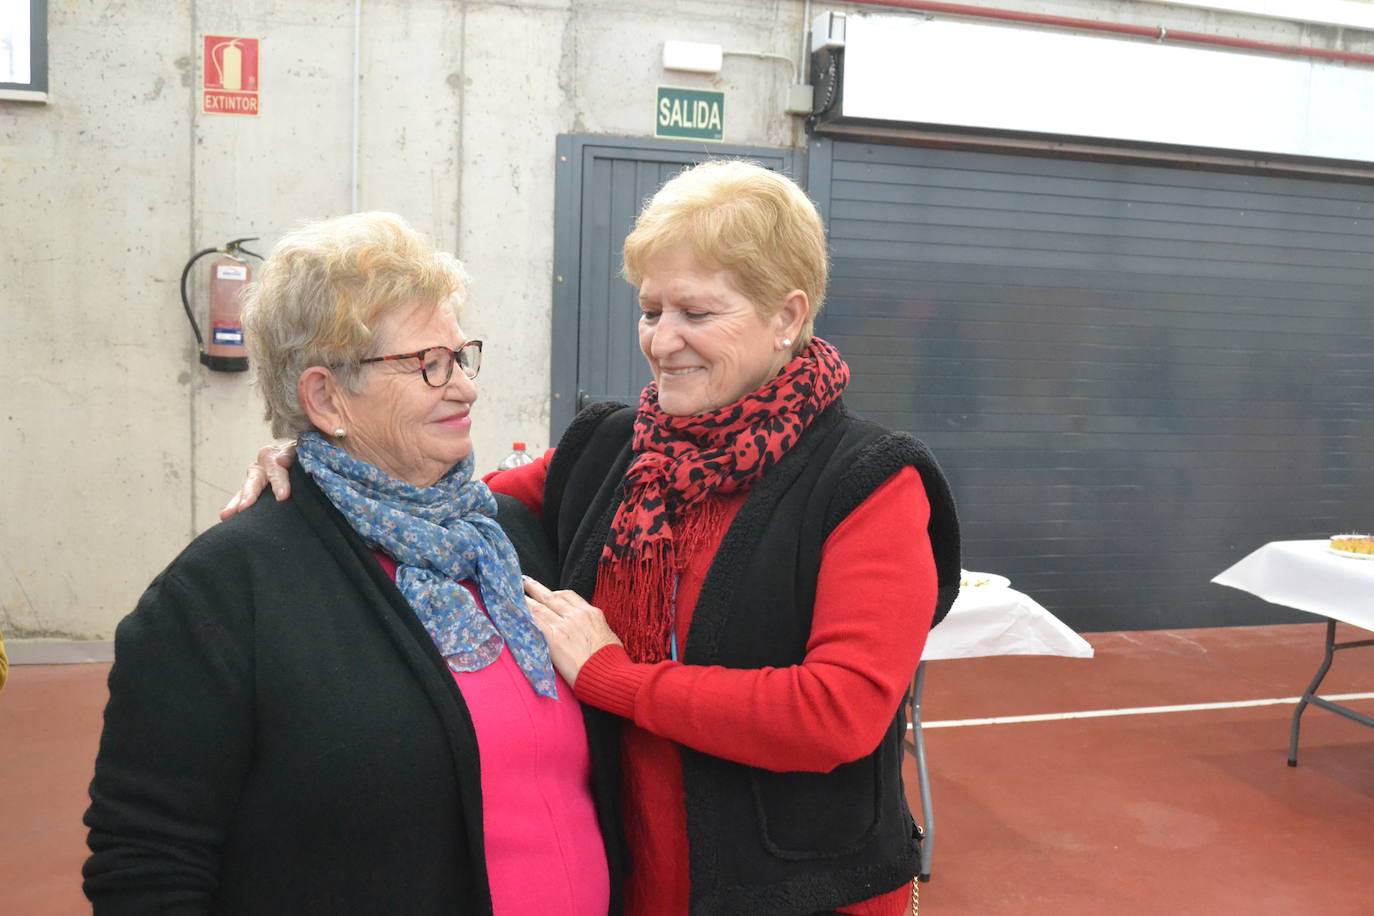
[509, 161, 960, 915]
[83, 212, 621, 914]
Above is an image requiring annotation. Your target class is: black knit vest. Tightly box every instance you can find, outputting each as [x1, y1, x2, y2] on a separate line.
[544, 400, 960, 915]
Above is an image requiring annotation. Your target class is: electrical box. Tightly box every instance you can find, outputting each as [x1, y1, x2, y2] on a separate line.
[811, 11, 846, 53]
[785, 84, 815, 115]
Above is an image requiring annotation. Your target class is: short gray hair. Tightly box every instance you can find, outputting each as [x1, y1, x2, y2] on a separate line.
[242, 212, 469, 438]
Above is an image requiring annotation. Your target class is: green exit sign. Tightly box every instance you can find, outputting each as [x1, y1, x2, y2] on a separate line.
[656, 87, 724, 141]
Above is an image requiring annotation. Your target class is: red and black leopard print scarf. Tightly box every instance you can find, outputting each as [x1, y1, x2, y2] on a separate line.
[594, 337, 850, 663]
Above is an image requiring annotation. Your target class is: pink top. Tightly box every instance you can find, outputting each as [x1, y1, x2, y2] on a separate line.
[375, 553, 610, 915]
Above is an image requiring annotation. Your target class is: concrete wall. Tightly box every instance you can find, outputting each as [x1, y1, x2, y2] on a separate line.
[0, 0, 805, 641]
[2, 0, 1369, 639]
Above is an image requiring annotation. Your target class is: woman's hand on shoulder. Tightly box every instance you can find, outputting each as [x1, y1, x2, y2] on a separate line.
[523, 576, 622, 688]
[219, 441, 298, 520]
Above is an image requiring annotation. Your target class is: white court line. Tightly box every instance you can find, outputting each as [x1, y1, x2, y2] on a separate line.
[913, 692, 1374, 729]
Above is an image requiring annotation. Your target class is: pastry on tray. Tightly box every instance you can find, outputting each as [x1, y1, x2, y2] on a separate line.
[1329, 534, 1374, 556]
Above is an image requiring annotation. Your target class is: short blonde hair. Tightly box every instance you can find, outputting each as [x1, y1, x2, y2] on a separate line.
[243, 212, 469, 438]
[622, 160, 828, 349]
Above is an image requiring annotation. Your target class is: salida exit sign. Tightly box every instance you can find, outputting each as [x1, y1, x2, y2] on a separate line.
[656, 87, 723, 141]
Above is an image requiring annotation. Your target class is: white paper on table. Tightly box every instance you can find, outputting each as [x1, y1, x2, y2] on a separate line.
[922, 581, 1094, 661]
[1212, 539, 1374, 630]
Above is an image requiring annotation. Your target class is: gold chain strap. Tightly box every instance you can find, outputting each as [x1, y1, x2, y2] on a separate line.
[909, 822, 923, 915]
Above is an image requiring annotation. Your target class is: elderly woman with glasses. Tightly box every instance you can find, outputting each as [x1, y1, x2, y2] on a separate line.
[83, 212, 621, 915]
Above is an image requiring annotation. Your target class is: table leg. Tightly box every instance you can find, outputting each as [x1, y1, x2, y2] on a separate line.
[1289, 621, 1334, 766]
[1288, 619, 1374, 767]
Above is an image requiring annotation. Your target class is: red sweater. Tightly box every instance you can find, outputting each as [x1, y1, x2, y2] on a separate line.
[487, 452, 935, 915]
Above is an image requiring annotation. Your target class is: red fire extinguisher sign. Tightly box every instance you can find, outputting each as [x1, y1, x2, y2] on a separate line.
[203, 35, 261, 116]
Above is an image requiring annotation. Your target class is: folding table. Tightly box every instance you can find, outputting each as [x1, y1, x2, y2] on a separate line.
[906, 577, 1093, 880]
[1212, 539, 1374, 766]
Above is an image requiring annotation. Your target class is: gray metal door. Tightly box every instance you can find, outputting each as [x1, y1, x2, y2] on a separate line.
[550, 136, 793, 436]
[807, 137, 1374, 632]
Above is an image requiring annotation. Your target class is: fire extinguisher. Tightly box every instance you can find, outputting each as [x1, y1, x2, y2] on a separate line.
[180, 236, 262, 372]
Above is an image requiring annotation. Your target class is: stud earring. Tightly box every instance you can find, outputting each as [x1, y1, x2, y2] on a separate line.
[780, 338, 792, 350]
[334, 428, 347, 438]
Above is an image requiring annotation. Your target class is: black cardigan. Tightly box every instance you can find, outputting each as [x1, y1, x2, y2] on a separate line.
[84, 464, 623, 915]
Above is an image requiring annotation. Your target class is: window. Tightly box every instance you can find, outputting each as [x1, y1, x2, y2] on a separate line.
[0, 0, 47, 102]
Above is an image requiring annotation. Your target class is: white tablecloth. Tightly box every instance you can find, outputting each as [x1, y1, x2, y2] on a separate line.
[922, 579, 1094, 661]
[1212, 539, 1374, 630]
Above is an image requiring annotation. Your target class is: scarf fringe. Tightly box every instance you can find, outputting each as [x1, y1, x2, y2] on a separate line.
[596, 497, 732, 663]
[596, 552, 675, 664]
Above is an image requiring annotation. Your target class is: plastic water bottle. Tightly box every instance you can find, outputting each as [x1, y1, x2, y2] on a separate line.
[497, 442, 535, 470]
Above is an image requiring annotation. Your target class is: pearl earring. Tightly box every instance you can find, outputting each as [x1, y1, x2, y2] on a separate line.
[334, 428, 347, 438]
[780, 338, 792, 350]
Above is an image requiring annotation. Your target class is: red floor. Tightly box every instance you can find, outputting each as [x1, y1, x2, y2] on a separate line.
[913, 623, 1374, 914]
[2, 622, 1371, 914]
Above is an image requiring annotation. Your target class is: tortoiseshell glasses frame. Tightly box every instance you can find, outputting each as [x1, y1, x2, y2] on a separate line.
[359, 340, 483, 387]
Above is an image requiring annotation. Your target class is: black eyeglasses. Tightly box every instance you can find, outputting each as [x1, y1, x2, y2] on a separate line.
[360, 340, 483, 387]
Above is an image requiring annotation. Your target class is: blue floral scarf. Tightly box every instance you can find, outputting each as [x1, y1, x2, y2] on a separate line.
[298, 432, 557, 698]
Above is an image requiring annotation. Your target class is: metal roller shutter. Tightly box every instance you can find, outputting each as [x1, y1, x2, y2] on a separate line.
[808, 138, 1374, 631]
